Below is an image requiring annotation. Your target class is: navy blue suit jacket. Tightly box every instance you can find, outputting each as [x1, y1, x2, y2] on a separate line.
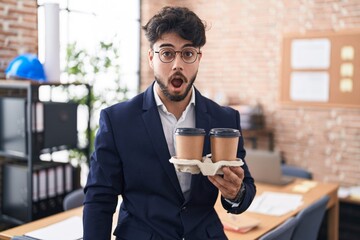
[83, 83, 256, 240]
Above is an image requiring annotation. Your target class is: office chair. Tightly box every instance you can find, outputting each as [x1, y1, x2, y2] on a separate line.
[292, 195, 329, 240]
[258, 217, 298, 240]
[281, 164, 312, 179]
[63, 188, 85, 211]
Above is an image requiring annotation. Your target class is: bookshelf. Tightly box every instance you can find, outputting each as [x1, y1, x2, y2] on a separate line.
[0, 80, 91, 228]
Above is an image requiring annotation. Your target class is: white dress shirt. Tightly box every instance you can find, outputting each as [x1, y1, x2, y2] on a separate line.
[153, 83, 195, 200]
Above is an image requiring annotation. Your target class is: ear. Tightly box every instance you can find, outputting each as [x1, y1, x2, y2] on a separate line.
[148, 49, 154, 69]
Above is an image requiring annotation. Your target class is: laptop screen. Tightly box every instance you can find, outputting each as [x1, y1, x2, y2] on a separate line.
[246, 150, 293, 185]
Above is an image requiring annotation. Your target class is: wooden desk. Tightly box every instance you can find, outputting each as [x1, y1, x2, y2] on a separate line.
[340, 195, 360, 205]
[217, 179, 339, 240]
[0, 179, 338, 240]
[0, 207, 83, 240]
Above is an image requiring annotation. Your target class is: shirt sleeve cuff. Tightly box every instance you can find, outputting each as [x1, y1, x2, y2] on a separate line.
[224, 198, 241, 207]
[224, 183, 246, 207]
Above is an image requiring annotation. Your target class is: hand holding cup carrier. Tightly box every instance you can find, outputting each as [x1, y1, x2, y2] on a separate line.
[170, 127, 244, 176]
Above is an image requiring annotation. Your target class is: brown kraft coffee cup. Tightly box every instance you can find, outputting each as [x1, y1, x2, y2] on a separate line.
[175, 128, 206, 160]
[210, 128, 240, 162]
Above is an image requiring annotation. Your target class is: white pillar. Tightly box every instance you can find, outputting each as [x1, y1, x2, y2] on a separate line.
[44, 3, 60, 82]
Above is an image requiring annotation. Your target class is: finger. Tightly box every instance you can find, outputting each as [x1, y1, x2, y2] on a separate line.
[222, 167, 242, 184]
[222, 167, 243, 193]
[228, 166, 245, 179]
[208, 176, 232, 194]
[208, 175, 239, 199]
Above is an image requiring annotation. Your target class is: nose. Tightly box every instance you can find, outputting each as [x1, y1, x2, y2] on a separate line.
[172, 52, 184, 71]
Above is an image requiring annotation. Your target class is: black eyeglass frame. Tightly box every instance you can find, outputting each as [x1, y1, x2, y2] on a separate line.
[154, 48, 202, 64]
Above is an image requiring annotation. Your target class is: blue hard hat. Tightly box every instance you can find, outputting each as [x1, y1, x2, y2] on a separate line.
[5, 54, 47, 81]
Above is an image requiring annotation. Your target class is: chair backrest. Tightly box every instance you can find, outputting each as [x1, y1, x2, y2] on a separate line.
[292, 195, 329, 240]
[63, 188, 85, 211]
[259, 217, 299, 240]
[281, 164, 312, 179]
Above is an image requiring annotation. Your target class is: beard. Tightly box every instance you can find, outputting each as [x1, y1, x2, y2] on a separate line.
[155, 72, 197, 102]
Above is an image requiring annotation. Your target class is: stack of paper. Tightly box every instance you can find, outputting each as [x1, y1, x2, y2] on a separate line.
[248, 191, 303, 216]
[25, 216, 83, 240]
[292, 180, 318, 193]
[221, 214, 260, 233]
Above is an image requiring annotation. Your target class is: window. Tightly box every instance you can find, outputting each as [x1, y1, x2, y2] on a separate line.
[37, 0, 140, 97]
[36, 1, 140, 185]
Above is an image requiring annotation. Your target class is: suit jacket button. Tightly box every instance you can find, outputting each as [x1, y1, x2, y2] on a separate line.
[181, 206, 187, 212]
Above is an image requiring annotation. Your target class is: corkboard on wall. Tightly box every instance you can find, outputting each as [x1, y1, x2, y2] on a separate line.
[280, 30, 360, 108]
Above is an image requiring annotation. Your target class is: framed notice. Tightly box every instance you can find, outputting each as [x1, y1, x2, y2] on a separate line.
[280, 31, 360, 108]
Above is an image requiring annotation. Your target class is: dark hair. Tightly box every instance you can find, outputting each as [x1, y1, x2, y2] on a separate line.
[142, 6, 206, 48]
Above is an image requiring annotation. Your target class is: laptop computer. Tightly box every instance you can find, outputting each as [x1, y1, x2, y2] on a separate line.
[245, 150, 294, 185]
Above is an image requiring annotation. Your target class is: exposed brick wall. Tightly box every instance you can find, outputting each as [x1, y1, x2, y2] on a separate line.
[141, 0, 360, 187]
[1, 0, 358, 188]
[0, 0, 38, 79]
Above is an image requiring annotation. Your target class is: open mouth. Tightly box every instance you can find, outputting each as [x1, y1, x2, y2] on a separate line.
[170, 74, 186, 88]
[171, 78, 183, 88]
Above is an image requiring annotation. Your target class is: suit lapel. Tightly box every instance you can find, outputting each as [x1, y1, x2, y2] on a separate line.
[142, 84, 184, 198]
[187, 89, 212, 203]
[194, 89, 211, 156]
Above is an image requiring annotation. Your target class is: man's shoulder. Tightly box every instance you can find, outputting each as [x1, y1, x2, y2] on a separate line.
[198, 94, 238, 115]
[197, 94, 240, 128]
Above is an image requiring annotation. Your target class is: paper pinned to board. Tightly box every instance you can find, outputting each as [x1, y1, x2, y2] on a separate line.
[25, 216, 83, 240]
[291, 38, 331, 69]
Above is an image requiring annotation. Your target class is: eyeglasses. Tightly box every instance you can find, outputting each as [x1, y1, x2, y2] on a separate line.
[154, 47, 201, 64]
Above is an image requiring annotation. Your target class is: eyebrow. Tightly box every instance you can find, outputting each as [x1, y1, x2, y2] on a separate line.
[158, 43, 196, 49]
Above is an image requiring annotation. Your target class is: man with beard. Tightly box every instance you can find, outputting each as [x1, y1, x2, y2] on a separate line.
[83, 6, 256, 240]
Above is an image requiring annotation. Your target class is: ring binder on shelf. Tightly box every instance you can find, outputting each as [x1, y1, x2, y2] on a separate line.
[1, 161, 77, 222]
[56, 165, 64, 195]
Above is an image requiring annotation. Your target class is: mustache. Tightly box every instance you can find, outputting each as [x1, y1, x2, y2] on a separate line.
[169, 72, 187, 82]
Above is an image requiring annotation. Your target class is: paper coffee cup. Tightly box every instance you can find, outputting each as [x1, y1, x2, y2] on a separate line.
[175, 128, 205, 160]
[210, 128, 240, 162]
